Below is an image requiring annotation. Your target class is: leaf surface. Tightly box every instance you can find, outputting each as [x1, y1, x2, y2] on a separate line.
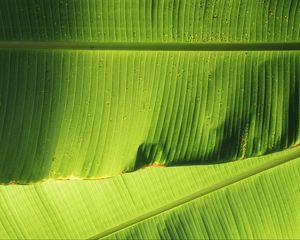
[0, 0, 300, 43]
[0, 147, 299, 239]
[0, 0, 300, 183]
[0, 0, 299, 239]
[0, 50, 299, 182]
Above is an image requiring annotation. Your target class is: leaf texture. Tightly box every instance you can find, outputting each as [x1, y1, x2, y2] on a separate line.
[0, 0, 300, 183]
[0, 147, 299, 239]
[0, 1, 300, 239]
[103, 150, 300, 240]
[0, 50, 299, 182]
[0, 0, 300, 42]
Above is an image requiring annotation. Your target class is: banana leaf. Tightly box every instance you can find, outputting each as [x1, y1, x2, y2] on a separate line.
[0, 0, 299, 239]
[0, 147, 299, 239]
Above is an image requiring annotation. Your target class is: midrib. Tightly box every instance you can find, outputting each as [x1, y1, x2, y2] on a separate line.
[1, 41, 300, 51]
[88, 146, 300, 239]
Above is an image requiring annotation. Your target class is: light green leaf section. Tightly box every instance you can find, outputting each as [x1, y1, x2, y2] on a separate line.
[0, 50, 299, 183]
[0, 0, 299, 42]
[0, 0, 299, 238]
[0, 0, 299, 183]
[0, 147, 299, 239]
[105, 148, 300, 240]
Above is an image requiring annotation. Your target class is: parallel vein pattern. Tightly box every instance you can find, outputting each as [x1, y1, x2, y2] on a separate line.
[1, 42, 300, 51]
[91, 146, 300, 239]
[0, 0, 299, 42]
[0, 0, 300, 239]
[0, 50, 299, 182]
[0, 147, 298, 239]
[106, 154, 300, 240]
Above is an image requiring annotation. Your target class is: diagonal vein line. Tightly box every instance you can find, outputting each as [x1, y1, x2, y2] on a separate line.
[88, 146, 300, 239]
[0, 41, 300, 51]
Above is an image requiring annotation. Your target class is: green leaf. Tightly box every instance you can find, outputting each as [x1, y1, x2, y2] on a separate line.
[0, 50, 299, 182]
[0, 0, 300, 42]
[0, 0, 299, 183]
[0, 0, 300, 183]
[101, 147, 300, 240]
[0, 147, 299, 239]
[0, 0, 299, 239]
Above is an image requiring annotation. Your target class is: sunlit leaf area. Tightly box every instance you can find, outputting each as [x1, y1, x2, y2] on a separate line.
[0, 0, 299, 239]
